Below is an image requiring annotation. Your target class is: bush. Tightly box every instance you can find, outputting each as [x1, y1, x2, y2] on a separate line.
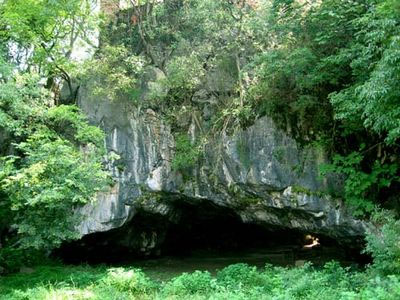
[0, 96, 110, 253]
[101, 268, 157, 296]
[320, 151, 399, 217]
[364, 210, 400, 275]
[216, 263, 265, 289]
[162, 270, 216, 296]
[172, 134, 202, 171]
[0, 247, 47, 274]
[321, 261, 350, 287]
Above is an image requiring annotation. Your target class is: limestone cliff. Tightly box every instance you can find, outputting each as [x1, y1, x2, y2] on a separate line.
[75, 79, 367, 255]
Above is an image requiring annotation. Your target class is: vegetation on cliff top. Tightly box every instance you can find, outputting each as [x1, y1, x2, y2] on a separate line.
[84, 0, 400, 216]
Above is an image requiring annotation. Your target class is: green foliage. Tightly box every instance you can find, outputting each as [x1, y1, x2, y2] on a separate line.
[101, 268, 157, 296]
[0, 0, 111, 267]
[79, 45, 145, 102]
[100, 0, 261, 131]
[0, 265, 109, 298]
[250, 0, 400, 150]
[0, 247, 47, 274]
[1, 133, 108, 249]
[321, 151, 399, 216]
[216, 263, 266, 289]
[364, 210, 400, 276]
[213, 101, 254, 133]
[163, 270, 216, 296]
[0, 72, 110, 252]
[330, 0, 400, 145]
[3, 262, 400, 299]
[172, 134, 202, 171]
[0, 73, 45, 137]
[249, 0, 366, 140]
[165, 54, 205, 101]
[242, 0, 400, 214]
[0, 0, 100, 77]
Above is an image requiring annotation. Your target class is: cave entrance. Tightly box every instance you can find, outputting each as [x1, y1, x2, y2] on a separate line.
[55, 200, 370, 269]
[162, 202, 305, 257]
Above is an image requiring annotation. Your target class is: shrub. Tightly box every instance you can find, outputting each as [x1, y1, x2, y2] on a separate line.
[172, 134, 202, 171]
[216, 263, 265, 289]
[322, 261, 350, 287]
[101, 268, 157, 296]
[357, 275, 400, 300]
[0, 247, 46, 274]
[162, 270, 216, 296]
[320, 151, 399, 217]
[364, 210, 400, 275]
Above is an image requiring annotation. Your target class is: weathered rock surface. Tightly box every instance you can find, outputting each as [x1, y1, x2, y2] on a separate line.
[76, 84, 368, 253]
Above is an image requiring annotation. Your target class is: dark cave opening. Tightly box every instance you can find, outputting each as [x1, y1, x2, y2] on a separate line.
[55, 201, 371, 268]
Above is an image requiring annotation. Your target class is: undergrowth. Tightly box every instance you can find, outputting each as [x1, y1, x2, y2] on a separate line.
[1, 262, 400, 300]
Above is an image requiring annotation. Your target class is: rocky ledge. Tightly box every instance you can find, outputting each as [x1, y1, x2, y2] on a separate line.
[74, 83, 368, 255]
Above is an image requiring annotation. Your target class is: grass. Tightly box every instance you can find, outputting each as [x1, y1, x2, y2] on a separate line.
[1, 261, 400, 299]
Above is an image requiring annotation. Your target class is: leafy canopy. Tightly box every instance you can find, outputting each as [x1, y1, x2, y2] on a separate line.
[0, 71, 110, 250]
[0, 0, 109, 256]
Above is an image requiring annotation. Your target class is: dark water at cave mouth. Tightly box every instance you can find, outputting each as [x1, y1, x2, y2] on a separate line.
[54, 201, 371, 273]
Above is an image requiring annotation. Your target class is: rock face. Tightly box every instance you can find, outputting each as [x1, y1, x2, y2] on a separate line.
[76, 82, 368, 254]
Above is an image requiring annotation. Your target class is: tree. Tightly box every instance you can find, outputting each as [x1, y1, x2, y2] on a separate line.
[0, 0, 100, 100]
[330, 0, 400, 145]
[0, 70, 110, 250]
[0, 1, 110, 266]
[248, 0, 400, 215]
